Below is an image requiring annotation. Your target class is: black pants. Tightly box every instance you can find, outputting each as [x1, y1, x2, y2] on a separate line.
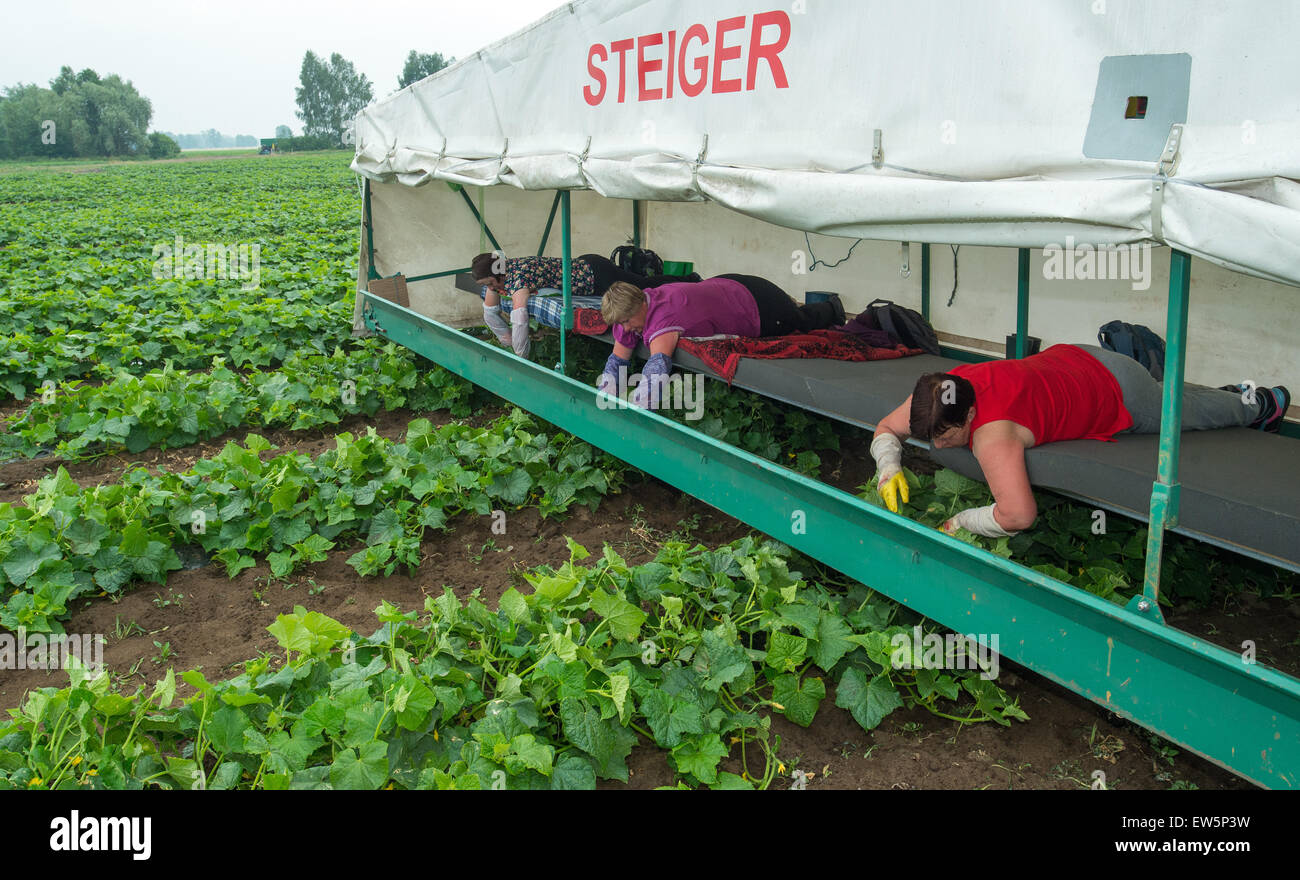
[579, 254, 692, 294]
[714, 274, 839, 337]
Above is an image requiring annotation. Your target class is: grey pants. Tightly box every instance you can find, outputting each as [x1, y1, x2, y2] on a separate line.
[1077, 344, 1259, 434]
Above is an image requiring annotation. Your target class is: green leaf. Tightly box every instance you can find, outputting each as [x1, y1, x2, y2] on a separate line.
[671, 734, 729, 785]
[559, 698, 636, 782]
[550, 755, 597, 790]
[590, 590, 647, 642]
[207, 705, 251, 753]
[645, 689, 705, 749]
[765, 631, 807, 673]
[498, 587, 529, 624]
[696, 629, 750, 692]
[490, 468, 532, 505]
[810, 610, 854, 672]
[329, 741, 389, 790]
[710, 771, 755, 790]
[394, 673, 437, 731]
[772, 673, 825, 727]
[835, 667, 904, 731]
[776, 603, 820, 639]
[505, 734, 554, 777]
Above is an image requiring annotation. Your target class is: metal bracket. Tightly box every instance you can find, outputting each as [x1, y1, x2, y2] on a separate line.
[1158, 123, 1183, 177]
[1151, 124, 1184, 242]
[1125, 593, 1165, 621]
[872, 129, 883, 168]
[900, 241, 911, 278]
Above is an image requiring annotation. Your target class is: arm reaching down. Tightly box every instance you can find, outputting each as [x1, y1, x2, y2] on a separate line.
[942, 423, 1037, 536]
[630, 353, 673, 409]
[871, 395, 913, 512]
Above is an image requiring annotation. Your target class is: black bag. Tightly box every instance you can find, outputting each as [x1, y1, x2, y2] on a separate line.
[1098, 320, 1166, 381]
[864, 299, 940, 355]
[610, 245, 664, 277]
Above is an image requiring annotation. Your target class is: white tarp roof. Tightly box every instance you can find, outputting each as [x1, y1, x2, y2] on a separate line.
[351, 0, 1300, 287]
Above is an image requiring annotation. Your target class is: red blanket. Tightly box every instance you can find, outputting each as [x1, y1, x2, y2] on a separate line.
[679, 331, 922, 382]
[574, 310, 921, 382]
[574, 308, 609, 335]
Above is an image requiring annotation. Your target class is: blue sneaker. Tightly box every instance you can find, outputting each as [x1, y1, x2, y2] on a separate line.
[1249, 386, 1291, 433]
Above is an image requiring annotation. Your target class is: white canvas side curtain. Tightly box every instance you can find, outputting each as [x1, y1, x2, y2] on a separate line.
[351, 0, 1300, 287]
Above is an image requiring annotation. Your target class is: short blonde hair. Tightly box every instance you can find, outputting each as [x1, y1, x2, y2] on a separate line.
[601, 281, 645, 326]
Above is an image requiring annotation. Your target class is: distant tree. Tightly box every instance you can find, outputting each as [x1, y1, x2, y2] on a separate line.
[147, 131, 180, 158]
[295, 51, 373, 143]
[398, 50, 453, 89]
[0, 68, 150, 158]
[234, 134, 256, 147]
[62, 72, 152, 155]
[0, 83, 72, 158]
[275, 124, 292, 138]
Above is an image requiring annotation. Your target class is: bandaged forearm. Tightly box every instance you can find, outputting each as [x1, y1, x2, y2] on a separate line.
[630, 353, 673, 409]
[483, 304, 510, 342]
[870, 432, 903, 483]
[951, 504, 1019, 537]
[509, 307, 531, 357]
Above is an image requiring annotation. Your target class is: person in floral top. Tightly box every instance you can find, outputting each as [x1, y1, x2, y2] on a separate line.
[471, 252, 693, 357]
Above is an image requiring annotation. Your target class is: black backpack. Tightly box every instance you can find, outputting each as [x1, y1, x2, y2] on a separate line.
[864, 299, 941, 355]
[1098, 320, 1166, 381]
[610, 245, 664, 277]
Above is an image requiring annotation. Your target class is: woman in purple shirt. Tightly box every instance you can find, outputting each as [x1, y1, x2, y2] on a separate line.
[598, 274, 843, 406]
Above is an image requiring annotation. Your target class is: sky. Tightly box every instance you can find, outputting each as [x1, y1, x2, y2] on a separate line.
[2, 0, 565, 137]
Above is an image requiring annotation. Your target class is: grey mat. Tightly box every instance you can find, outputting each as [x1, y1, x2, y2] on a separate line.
[592, 333, 1300, 570]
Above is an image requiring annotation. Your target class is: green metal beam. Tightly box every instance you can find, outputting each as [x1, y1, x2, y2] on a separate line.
[559, 190, 572, 374]
[1014, 248, 1030, 359]
[456, 185, 502, 252]
[938, 345, 996, 364]
[538, 191, 561, 257]
[920, 243, 931, 321]
[405, 267, 470, 284]
[1136, 249, 1192, 620]
[363, 179, 379, 281]
[361, 292, 1300, 789]
[632, 199, 642, 248]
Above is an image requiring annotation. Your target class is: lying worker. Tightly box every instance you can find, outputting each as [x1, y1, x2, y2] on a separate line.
[471, 252, 695, 357]
[870, 343, 1290, 537]
[597, 274, 844, 407]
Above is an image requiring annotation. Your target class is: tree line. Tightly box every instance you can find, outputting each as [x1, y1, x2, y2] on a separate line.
[0, 50, 454, 160]
[0, 66, 178, 159]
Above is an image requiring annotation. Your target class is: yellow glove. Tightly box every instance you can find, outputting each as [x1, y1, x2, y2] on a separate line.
[878, 471, 909, 513]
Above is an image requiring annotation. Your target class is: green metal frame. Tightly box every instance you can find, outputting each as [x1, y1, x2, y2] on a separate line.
[1014, 248, 1031, 359]
[359, 291, 1300, 789]
[1132, 249, 1192, 621]
[537, 192, 562, 257]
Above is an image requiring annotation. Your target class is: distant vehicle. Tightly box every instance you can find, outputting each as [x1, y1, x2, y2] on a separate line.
[258, 138, 278, 155]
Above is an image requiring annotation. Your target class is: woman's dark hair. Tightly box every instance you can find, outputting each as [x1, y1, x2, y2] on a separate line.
[471, 252, 505, 281]
[909, 373, 975, 439]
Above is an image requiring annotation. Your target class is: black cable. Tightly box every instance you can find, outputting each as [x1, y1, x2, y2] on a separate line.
[804, 231, 863, 271]
[946, 244, 960, 307]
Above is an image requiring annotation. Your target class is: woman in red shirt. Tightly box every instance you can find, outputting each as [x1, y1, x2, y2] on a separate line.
[871, 344, 1290, 537]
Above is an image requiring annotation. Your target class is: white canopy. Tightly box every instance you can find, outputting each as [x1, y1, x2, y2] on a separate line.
[351, 0, 1300, 287]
